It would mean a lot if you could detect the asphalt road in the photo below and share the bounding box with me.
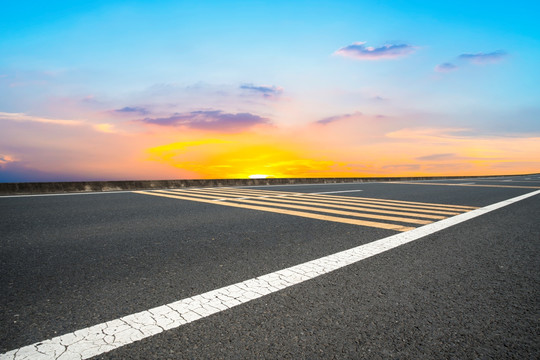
[1,175,539,359]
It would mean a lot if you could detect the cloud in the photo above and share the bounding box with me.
[0,112,82,126]
[0,154,17,166]
[458,50,507,64]
[334,42,416,60]
[316,111,363,125]
[416,153,457,161]
[416,153,502,162]
[114,106,150,115]
[0,111,118,134]
[435,63,458,72]
[240,84,283,98]
[140,110,271,132]
[93,123,116,133]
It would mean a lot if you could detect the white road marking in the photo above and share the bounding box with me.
[1,190,539,360]
[209,190,364,201]
[310,190,364,195]
[211,194,294,202]
[0,191,133,198]
[456,182,475,185]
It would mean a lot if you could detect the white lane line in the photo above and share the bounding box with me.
[456,182,475,185]
[0,191,133,198]
[310,190,364,195]
[2,190,539,360]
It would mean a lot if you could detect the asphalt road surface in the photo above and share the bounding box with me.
[1,175,539,359]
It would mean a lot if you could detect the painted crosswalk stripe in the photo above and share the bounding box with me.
[191,188,297,196]
[296,193,477,210]
[138,190,416,231]
[226,196,448,220]
[157,188,465,217]
[158,188,470,221]
[164,188,475,212]
[166,188,300,200]
[287,194,469,213]
[202,192,448,220]
[210,197,432,225]
[2,189,538,360]
[136,189,474,231]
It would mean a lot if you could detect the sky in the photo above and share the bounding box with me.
[1,0,539,181]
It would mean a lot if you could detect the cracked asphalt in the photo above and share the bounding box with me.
[1,176,539,359]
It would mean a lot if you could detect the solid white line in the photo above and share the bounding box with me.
[0,191,133,198]
[0,184,369,198]
[310,190,364,195]
[1,190,539,360]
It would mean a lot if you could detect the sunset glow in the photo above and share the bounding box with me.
[1,1,539,181]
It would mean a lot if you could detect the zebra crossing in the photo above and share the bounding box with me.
[134,187,477,232]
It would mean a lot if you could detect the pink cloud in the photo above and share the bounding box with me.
[139,110,271,132]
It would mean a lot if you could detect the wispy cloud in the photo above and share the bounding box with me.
[334,42,416,60]
[416,153,502,162]
[140,110,271,132]
[316,111,362,125]
[0,112,82,126]
[114,106,150,115]
[240,84,283,98]
[93,123,116,133]
[0,154,17,166]
[416,153,457,161]
[0,112,118,134]
[458,50,507,64]
[434,63,458,72]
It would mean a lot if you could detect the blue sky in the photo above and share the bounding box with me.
[1,0,539,181]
